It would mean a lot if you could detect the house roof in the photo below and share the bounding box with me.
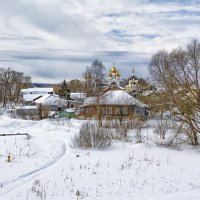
[82,90,148,108]
[100,90,136,105]
[64,108,76,113]
[34,94,51,104]
[23,94,42,102]
[34,94,68,106]
[83,97,97,106]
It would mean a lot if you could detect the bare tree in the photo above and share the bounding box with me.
[83,59,106,96]
[149,40,200,146]
[90,59,105,90]
[0,67,31,107]
[68,79,84,92]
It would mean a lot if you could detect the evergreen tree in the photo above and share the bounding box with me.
[58,80,71,100]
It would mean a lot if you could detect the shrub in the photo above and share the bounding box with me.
[112,124,130,142]
[71,121,112,149]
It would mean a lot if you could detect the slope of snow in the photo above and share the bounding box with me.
[0,115,200,200]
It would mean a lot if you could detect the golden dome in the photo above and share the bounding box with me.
[116,71,120,77]
[111,66,117,73]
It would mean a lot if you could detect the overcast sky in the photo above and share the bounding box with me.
[0,0,200,83]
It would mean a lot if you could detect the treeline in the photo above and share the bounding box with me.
[0,67,31,107]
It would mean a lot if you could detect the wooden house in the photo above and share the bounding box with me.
[79,88,148,119]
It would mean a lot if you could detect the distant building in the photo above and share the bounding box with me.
[125,67,139,94]
[15,105,38,120]
[80,65,149,119]
[34,94,79,111]
[107,65,121,87]
[20,87,54,105]
[59,108,76,119]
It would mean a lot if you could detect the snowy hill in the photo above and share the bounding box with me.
[0,115,200,200]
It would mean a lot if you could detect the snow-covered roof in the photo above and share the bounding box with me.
[134,98,148,108]
[34,94,68,106]
[34,94,51,104]
[83,97,97,106]
[64,108,76,113]
[100,90,136,105]
[23,94,42,102]
[82,90,148,108]
[21,87,53,94]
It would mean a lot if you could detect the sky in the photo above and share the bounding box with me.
[0,0,200,83]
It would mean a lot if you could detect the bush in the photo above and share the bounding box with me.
[112,125,130,142]
[71,121,112,149]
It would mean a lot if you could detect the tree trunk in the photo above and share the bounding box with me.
[191,131,199,146]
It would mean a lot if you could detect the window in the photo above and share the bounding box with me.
[115,108,120,115]
[86,108,90,113]
[102,107,107,114]
[107,107,112,114]
[122,107,128,114]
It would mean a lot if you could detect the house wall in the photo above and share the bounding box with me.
[16,108,39,120]
[16,108,38,116]
[79,105,134,119]
[134,106,148,117]
[79,105,97,119]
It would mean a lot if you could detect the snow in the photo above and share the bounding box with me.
[15,105,37,110]
[21,88,53,94]
[82,97,97,106]
[0,115,200,199]
[64,108,75,113]
[22,94,42,102]
[34,94,52,104]
[100,90,136,105]
[34,94,68,106]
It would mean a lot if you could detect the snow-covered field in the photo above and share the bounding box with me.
[0,115,200,200]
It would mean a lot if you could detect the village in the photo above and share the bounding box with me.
[0,0,200,199]
[13,64,150,122]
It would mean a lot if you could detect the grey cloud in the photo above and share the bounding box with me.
[0,0,199,83]
[0,49,90,63]
[0,0,101,49]
[0,34,43,41]
[0,47,151,81]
